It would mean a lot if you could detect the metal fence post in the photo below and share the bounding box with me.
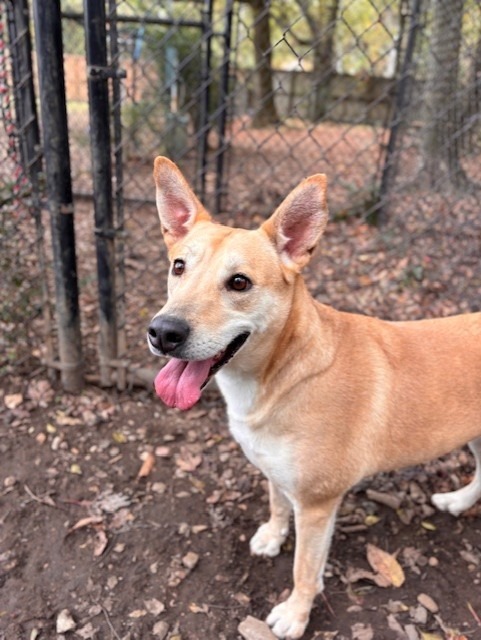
[84,0,118,386]
[32,0,83,392]
[108,0,126,390]
[198,0,213,203]
[214,0,234,214]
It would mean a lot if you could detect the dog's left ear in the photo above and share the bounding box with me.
[262,174,328,271]
[153,156,211,247]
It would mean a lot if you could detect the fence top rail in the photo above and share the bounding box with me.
[61,10,205,30]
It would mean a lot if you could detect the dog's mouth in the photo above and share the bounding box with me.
[207,332,250,379]
[153,333,250,411]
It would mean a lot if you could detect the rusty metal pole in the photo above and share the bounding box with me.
[84,0,118,386]
[32,0,83,392]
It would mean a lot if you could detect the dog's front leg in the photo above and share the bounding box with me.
[266,497,340,639]
[250,480,292,557]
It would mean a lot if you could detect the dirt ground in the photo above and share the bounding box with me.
[3,149,481,639]
[2,376,481,640]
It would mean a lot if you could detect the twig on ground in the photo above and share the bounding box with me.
[468,601,481,627]
[24,484,57,508]
[101,605,122,640]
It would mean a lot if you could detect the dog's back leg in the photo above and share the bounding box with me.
[432,437,481,516]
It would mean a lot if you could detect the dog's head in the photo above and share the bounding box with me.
[148,157,328,409]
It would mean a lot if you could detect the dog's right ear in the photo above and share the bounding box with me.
[153,156,211,247]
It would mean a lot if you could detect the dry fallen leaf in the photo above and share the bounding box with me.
[176,447,203,472]
[55,410,81,426]
[27,380,54,407]
[4,393,23,410]
[366,543,405,587]
[69,516,104,533]
[188,602,209,614]
[346,566,391,588]
[137,451,156,478]
[93,529,108,557]
[112,431,128,444]
[69,463,82,475]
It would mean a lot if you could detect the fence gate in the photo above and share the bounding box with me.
[3,0,235,391]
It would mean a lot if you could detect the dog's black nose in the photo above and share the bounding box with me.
[148,315,190,354]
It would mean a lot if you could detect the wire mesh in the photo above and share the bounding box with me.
[0,1,54,381]
[3,0,481,385]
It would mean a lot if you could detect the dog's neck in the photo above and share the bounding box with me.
[216,275,338,426]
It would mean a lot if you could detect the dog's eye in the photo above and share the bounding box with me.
[227,274,252,292]
[172,259,185,276]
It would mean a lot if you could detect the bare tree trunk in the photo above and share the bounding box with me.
[249,0,279,127]
[421,0,466,187]
[299,0,339,121]
[461,15,481,154]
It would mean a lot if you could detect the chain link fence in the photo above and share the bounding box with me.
[2,0,481,389]
[0,1,55,382]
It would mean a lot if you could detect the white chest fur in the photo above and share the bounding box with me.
[215,370,295,494]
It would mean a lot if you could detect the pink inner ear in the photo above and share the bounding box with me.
[165,193,191,232]
[280,188,323,259]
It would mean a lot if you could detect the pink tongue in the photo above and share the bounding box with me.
[154,357,214,410]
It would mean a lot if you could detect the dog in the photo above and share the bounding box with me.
[147,156,481,639]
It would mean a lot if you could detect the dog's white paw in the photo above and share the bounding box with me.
[431,488,479,516]
[250,522,287,557]
[266,598,309,639]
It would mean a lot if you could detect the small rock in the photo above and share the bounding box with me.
[410,604,428,624]
[192,524,208,534]
[385,600,409,614]
[152,621,169,639]
[3,476,16,488]
[387,614,404,635]
[144,598,165,615]
[107,575,118,589]
[417,593,439,613]
[75,622,96,639]
[56,609,76,633]
[351,622,374,640]
[404,624,420,640]
[238,615,277,640]
[182,551,199,570]
[152,482,167,494]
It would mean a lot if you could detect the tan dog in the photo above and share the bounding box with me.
[147,157,481,639]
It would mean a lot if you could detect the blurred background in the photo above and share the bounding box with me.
[2,0,481,391]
